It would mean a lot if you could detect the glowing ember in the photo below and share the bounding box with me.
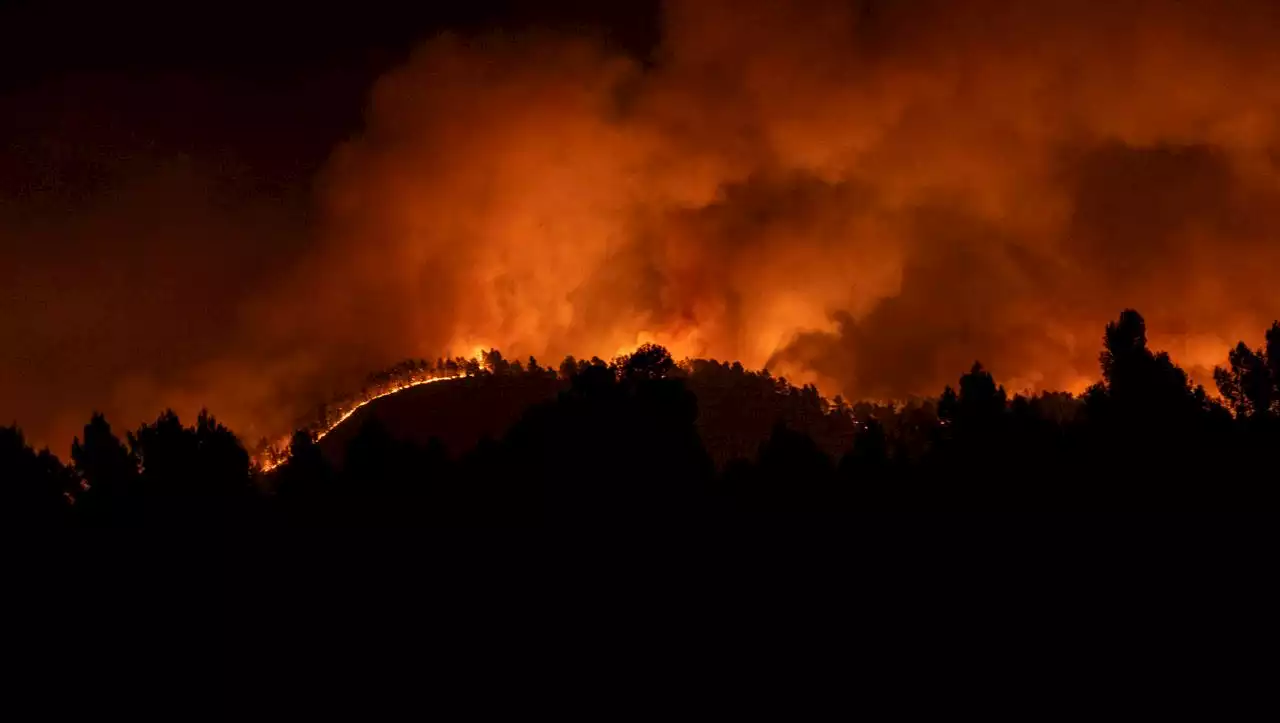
[254,353,488,472]
[257,375,462,473]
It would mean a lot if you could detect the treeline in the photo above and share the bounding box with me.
[250,353,504,468]
[3,309,1278,524]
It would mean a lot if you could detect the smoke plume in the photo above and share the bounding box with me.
[8,0,1280,448]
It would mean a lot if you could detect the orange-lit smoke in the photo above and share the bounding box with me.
[283,0,1280,393]
[11,0,1280,447]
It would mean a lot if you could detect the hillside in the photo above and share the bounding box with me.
[316,372,565,468]
[308,357,884,471]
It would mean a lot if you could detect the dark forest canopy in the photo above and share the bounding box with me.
[3,309,1278,525]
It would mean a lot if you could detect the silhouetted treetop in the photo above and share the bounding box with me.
[1215,323,1280,420]
[617,343,675,382]
[6,308,1280,525]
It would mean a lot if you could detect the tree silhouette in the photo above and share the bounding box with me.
[0,425,74,525]
[618,342,675,382]
[1084,309,1229,505]
[100,409,256,526]
[1215,324,1280,420]
[5,308,1278,524]
[71,413,140,525]
[939,362,1007,429]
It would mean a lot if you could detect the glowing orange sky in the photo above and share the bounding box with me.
[6,0,1280,450]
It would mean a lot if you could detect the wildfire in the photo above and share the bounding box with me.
[15,1,1280,455]
[254,351,493,472]
[256,374,464,473]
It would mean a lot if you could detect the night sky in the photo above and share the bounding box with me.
[0,1,660,207]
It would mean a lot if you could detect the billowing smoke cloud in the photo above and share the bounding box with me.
[291,0,1280,392]
[9,0,1280,448]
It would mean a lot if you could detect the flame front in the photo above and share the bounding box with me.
[256,373,466,473]
[254,350,492,472]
